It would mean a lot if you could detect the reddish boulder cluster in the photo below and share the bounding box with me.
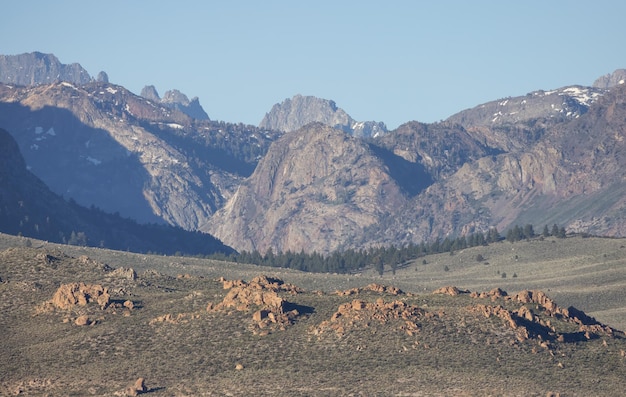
[433,286,469,296]
[335,283,404,296]
[467,288,619,343]
[210,275,304,335]
[312,298,432,337]
[50,282,110,310]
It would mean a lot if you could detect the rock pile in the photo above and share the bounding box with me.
[433,286,469,296]
[335,283,404,296]
[469,287,507,301]
[312,298,433,337]
[467,288,619,343]
[210,275,303,335]
[36,252,59,265]
[50,282,110,310]
[110,267,137,281]
[217,275,303,294]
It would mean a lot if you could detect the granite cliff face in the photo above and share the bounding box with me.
[0,52,92,86]
[205,123,410,253]
[259,94,387,138]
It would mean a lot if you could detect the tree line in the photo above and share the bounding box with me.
[211,223,570,274]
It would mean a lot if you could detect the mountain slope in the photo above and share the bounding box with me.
[1,51,624,255]
[205,123,420,254]
[371,83,626,246]
[0,81,278,230]
[0,128,233,255]
[446,85,605,152]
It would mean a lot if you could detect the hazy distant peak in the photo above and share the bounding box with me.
[96,71,109,83]
[0,52,92,86]
[259,94,387,138]
[593,69,626,89]
[162,89,191,105]
[140,85,160,102]
[140,85,209,120]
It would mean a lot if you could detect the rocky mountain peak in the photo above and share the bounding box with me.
[162,89,192,105]
[140,85,209,120]
[260,94,387,137]
[0,52,92,86]
[593,69,626,88]
[96,71,109,83]
[140,85,161,102]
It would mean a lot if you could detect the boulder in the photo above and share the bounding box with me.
[126,377,147,396]
[51,283,110,310]
[74,315,91,326]
[111,267,137,281]
[433,286,468,296]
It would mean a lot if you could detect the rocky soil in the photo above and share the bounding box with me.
[1,241,625,395]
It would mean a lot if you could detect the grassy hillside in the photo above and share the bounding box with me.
[1,233,625,395]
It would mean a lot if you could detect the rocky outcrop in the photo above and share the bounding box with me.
[96,71,109,83]
[335,283,404,296]
[149,312,199,325]
[74,315,92,326]
[433,286,469,296]
[111,267,137,281]
[125,378,147,396]
[139,85,209,120]
[311,298,432,337]
[0,52,92,86]
[259,94,387,137]
[217,275,303,294]
[469,287,507,301]
[50,282,110,310]
[593,69,626,88]
[468,288,618,343]
[209,276,304,334]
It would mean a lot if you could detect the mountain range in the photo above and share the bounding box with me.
[1,52,625,255]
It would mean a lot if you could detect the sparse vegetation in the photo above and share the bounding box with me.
[0,233,625,396]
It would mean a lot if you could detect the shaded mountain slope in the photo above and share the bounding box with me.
[0,128,233,255]
[0,82,279,230]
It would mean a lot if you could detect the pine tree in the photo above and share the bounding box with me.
[523,224,535,239]
[551,224,560,237]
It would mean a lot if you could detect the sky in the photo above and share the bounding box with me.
[2,1,626,129]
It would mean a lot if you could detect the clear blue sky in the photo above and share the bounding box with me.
[2,1,625,129]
